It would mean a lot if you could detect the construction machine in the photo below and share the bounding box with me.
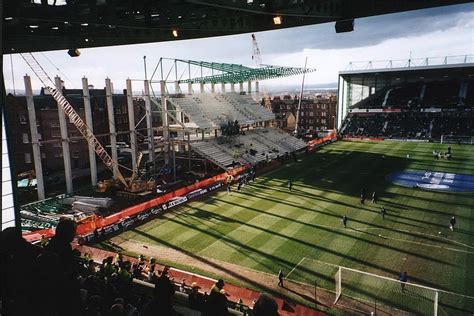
[251,34,272,112]
[21,53,155,195]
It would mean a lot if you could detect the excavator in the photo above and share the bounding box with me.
[21,53,155,195]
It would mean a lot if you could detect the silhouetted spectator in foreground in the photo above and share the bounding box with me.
[39,218,81,316]
[45,218,78,272]
[145,266,176,316]
[189,282,204,311]
[253,293,279,316]
[207,279,229,316]
[0,227,41,316]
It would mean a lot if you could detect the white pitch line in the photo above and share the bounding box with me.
[285,257,305,280]
[377,235,474,254]
[350,227,474,250]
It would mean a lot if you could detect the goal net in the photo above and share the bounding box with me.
[440,135,474,145]
[334,266,439,315]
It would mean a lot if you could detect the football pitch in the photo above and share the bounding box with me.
[108,140,474,314]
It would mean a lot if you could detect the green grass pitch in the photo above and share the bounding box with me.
[110,140,474,313]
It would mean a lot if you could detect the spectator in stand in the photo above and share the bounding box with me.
[38,218,82,316]
[189,282,204,311]
[206,279,229,315]
[142,266,176,316]
[0,227,41,316]
[253,293,279,316]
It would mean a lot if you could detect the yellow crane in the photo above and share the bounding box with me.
[20,53,155,194]
[251,34,272,112]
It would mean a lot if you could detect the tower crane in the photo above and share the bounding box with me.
[251,34,272,112]
[20,53,155,194]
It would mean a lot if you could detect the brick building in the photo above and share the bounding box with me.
[270,94,337,133]
[4,88,152,174]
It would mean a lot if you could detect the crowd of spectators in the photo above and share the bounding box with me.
[350,79,471,109]
[1,219,280,316]
[342,112,474,139]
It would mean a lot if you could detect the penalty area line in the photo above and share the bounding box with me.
[285,257,305,280]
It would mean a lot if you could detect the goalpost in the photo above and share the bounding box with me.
[440,135,474,145]
[334,266,439,315]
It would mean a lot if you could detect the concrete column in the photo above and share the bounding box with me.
[221,83,226,93]
[200,82,205,93]
[247,81,252,93]
[255,81,259,93]
[231,83,235,92]
[187,82,193,95]
[211,82,215,93]
[24,76,45,200]
[126,79,138,173]
[105,78,119,179]
[160,80,170,164]
[82,77,97,186]
[144,80,155,163]
[187,132,191,171]
[239,82,244,92]
[55,76,73,193]
[174,81,180,94]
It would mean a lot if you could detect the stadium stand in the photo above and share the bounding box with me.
[169,93,275,130]
[385,82,423,108]
[350,79,471,109]
[191,128,307,168]
[342,111,474,139]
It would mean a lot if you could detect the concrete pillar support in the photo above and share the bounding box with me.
[55,76,73,193]
[82,77,97,186]
[126,79,138,173]
[24,75,45,200]
[160,80,170,164]
[144,80,155,163]
[105,78,120,179]
[188,82,193,95]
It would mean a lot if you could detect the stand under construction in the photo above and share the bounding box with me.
[20,56,315,204]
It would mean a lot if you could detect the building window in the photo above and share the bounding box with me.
[53,142,62,148]
[73,151,79,159]
[25,153,32,163]
[322,119,326,124]
[41,152,46,159]
[51,122,60,128]
[54,152,63,158]
[322,112,327,117]
[51,131,61,138]
[22,133,29,144]
[20,114,28,124]
[38,133,42,140]
[309,112,314,117]
[321,104,327,109]
[300,112,304,117]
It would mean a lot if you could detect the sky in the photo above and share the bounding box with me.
[3,3,474,93]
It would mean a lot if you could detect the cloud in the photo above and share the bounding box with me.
[4,3,473,91]
[255,3,474,53]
